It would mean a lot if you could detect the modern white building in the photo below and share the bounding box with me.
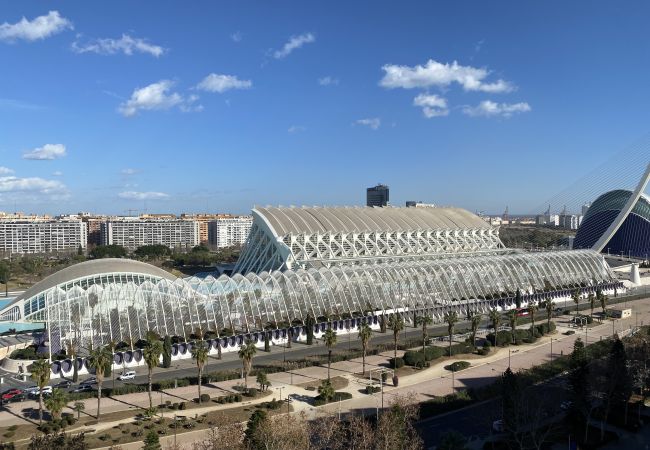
[101,219,200,251]
[0,220,87,255]
[208,216,252,248]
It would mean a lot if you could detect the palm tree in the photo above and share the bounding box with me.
[323,328,337,381]
[545,300,553,328]
[599,291,608,318]
[191,340,209,404]
[507,310,518,344]
[588,293,595,318]
[415,314,433,360]
[44,388,68,421]
[528,301,538,331]
[358,323,372,375]
[572,289,581,317]
[72,401,85,419]
[143,335,163,409]
[87,345,112,421]
[489,308,501,338]
[238,338,257,389]
[443,311,459,355]
[388,314,405,367]
[469,312,482,349]
[29,358,50,424]
[106,340,117,389]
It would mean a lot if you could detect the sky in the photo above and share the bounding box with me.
[1,1,649,216]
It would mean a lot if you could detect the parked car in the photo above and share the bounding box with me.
[55,380,72,388]
[1,389,23,401]
[28,386,52,397]
[23,386,39,396]
[72,384,94,393]
[492,419,505,433]
[117,370,136,381]
[80,377,97,385]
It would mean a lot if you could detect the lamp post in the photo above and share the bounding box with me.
[278,386,285,401]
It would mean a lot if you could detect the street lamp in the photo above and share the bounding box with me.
[278,386,285,401]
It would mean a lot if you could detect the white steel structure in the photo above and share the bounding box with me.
[234,206,504,274]
[101,219,200,251]
[208,216,252,248]
[0,220,87,255]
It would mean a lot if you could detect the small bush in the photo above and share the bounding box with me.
[366,385,381,394]
[403,351,425,367]
[425,346,445,361]
[246,388,258,398]
[446,343,474,356]
[3,431,14,438]
[8,425,17,432]
[487,330,512,347]
[199,394,211,403]
[179,402,187,410]
[390,357,405,369]
[171,402,179,410]
[477,347,490,356]
[234,394,242,402]
[444,361,470,372]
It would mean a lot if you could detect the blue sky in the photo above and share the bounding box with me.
[1,1,649,216]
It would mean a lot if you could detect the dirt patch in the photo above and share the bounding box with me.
[298,376,348,391]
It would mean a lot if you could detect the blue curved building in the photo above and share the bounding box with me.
[574,190,650,258]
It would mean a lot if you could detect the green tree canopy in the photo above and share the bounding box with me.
[90,245,127,259]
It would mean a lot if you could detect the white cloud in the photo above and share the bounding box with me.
[119,80,197,117]
[52,171,63,176]
[0,176,67,195]
[462,100,531,118]
[288,125,305,133]
[273,32,315,59]
[0,167,13,175]
[0,11,72,42]
[121,168,138,176]
[413,94,449,118]
[355,118,381,130]
[318,76,339,86]
[196,74,252,93]
[119,191,169,200]
[380,59,515,93]
[72,34,165,57]
[231,31,242,43]
[23,143,67,160]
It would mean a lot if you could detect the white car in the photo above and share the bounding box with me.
[117,370,136,381]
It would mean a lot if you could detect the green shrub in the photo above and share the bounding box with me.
[487,330,512,347]
[199,394,211,403]
[234,394,242,402]
[444,361,470,372]
[403,351,425,367]
[179,402,187,410]
[446,343,474,356]
[425,346,445,361]
[477,346,490,356]
[246,388,258,398]
[365,385,381,394]
[7,425,17,432]
[389,357,405,369]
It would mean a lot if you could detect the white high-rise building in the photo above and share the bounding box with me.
[0,220,87,255]
[208,216,252,248]
[101,219,200,251]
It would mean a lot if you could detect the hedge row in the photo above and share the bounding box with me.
[313,391,353,407]
[486,321,557,347]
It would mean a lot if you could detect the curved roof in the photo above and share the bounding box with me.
[14,258,176,303]
[254,206,491,236]
[583,190,650,223]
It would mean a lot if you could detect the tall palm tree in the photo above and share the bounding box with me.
[358,323,372,375]
[44,388,68,421]
[323,328,337,381]
[143,335,163,409]
[572,289,581,317]
[528,301,538,331]
[599,291,608,318]
[238,338,257,389]
[191,339,209,403]
[507,310,518,344]
[588,293,596,318]
[545,300,553,328]
[106,340,117,390]
[489,308,501,345]
[29,358,50,424]
[415,314,433,360]
[469,312,482,348]
[87,345,112,421]
[388,314,405,367]
[443,311,459,355]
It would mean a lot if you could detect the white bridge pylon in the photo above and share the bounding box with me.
[592,163,650,253]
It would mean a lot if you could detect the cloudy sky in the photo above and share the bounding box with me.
[1,1,649,215]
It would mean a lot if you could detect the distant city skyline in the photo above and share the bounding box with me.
[2,2,650,215]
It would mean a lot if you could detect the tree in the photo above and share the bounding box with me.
[244,409,268,450]
[29,358,51,424]
[323,328,337,381]
[106,340,116,389]
[489,308,501,337]
[256,371,270,391]
[388,314,405,367]
[143,335,163,409]
[238,338,257,388]
[588,293,596,318]
[568,338,591,441]
[572,289,581,317]
[443,311,459,355]
[515,288,522,309]
[90,245,127,259]
[143,429,161,450]
[501,367,520,433]
[87,344,112,421]
[598,288,608,318]
[0,260,9,297]
[358,323,372,375]
[317,379,335,402]
[437,430,468,450]
[605,338,633,426]
[545,300,553,328]
[469,313,481,349]
[415,314,433,360]
[44,388,68,421]
[528,301,538,332]
[72,401,85,419]
[305,314,315,345]
[375,394,423,450]
[507,309,518,344]
[134,244,171,260]
[162,335,172,368]
[191,339,209,404]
